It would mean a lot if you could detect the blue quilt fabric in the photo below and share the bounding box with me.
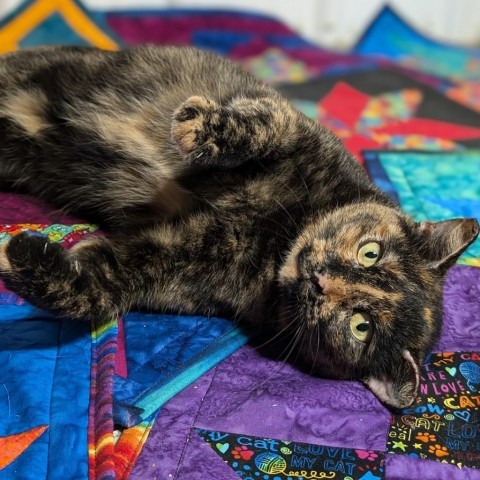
[0,299,91,480]
[363,150,480,265]
[354,6,480,80]
[114,313,249,426]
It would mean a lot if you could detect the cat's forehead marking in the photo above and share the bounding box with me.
[380,260,409,284]
[318,275,403,325]
[324,276,403,302]
[336,204,407,235]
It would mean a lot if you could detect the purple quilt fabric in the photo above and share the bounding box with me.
[0,192,84,225]
[132,265,480,480]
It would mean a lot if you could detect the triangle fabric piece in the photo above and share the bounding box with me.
[196,428,385,479]
[0,425,48,469]
[0,0,119,54]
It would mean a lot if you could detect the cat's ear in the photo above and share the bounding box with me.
[365,350,419,409]
[416,218,479,269]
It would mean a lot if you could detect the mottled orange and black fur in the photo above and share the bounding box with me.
[0,46,478,408]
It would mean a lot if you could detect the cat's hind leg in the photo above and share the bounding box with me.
[171,94,317,167]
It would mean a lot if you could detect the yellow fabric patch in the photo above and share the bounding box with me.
[0,0,118,54]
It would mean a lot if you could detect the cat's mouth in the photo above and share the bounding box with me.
[277,292,358,379]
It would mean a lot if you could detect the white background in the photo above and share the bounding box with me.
[1,0,479,51]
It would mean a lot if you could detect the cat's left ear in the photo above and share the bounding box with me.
[416,218,479,269]
[365,350,419,409]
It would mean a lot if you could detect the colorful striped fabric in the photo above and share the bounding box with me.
[88,319,117,480]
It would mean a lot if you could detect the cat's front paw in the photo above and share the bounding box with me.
[172,96,224,166]
[0,233,69,303]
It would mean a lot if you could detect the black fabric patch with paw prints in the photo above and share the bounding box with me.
[196,428,385,479]
[387,351,480,468]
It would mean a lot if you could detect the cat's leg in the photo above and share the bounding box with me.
[0,218,275,321]
[171,94,319,167]
[0,234,130,320]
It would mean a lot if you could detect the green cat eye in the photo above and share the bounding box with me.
[350,312,373,343]
[357,242,381,267]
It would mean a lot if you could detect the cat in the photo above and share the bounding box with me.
[0,45,477,409]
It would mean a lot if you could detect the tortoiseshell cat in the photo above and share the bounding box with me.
[0,46,478,408]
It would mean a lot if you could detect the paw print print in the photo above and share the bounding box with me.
[355,449,379,461]
[416,432,436,443]
[428,444,449,458]
[231,446,254,461]
[365,451,378,461]
[439,352,454,358]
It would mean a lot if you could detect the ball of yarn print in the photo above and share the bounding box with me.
[254,452,287,474]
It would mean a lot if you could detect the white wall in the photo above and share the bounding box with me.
[1,0,479,50]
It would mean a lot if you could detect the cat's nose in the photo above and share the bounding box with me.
[310,271,327,295]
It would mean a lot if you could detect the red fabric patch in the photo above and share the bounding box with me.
[320,82,371,129]
[371,118,480,140]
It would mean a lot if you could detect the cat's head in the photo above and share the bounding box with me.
[278,203,478,409]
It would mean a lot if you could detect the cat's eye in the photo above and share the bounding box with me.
[357,242,381,267]
[350,312,373,343]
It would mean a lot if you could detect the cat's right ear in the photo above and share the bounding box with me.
[415,218,479,270]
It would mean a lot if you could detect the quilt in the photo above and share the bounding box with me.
[0,2,479,479]
[278,68,480,162]
[362,150,480,267]
[353,6,480,113]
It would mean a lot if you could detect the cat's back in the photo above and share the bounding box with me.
[0,45,261,103]
[0,45,270,225]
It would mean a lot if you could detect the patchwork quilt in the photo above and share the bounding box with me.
[353,6,480,113]
[0,2,479,479]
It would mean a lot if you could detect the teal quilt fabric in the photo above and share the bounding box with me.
[354,6,480,81]
[363,150,480,266]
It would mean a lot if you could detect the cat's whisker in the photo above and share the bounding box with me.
[247,319,305,394]
[274,320,305,371]
[250,315,298,352]
[296,166,314,213]
[271,198,300,231]
[308,321,321,377]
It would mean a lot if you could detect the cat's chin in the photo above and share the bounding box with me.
[298,347,421,410]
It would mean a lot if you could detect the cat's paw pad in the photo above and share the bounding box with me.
[415,432,436,443]
[428,444,449,458]
[172,96,221,164]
